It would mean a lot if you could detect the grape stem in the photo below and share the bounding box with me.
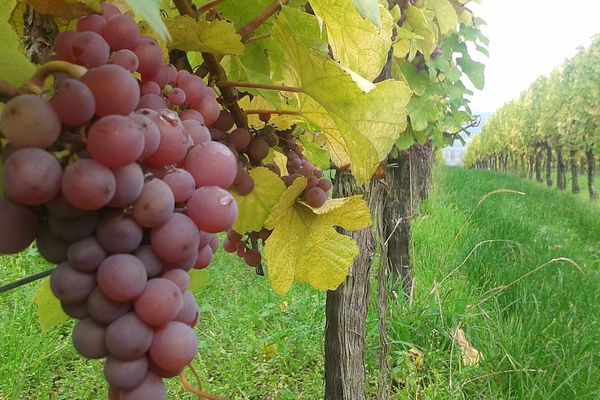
[250,237,265,276]
[217,81,304,93]
[24,61,88,94]
[244,109,301,116]
[179,369,231,400]
[197,0,227,14]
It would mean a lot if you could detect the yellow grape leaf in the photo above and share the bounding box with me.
[231,167,286,234]
[272,150,289,176]
[309,0,393,81]
[188,269,209,293]
[24,0,101,19]
[125,0,170,41]
[264,178,371,295]
[164,16,244,55]
[33,278,69,332]
[1,1,36,87]
[405,4,438,60]
[272,14,411,183]
[424,0,458,35]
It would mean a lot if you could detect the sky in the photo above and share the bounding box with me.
[468,0,600,113]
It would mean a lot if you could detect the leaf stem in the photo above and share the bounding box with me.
[197,0,227,14]
[217,81,303,93]
[244,109,301,116]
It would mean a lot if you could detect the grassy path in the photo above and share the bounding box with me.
[1,167,598,399]
[397,167,600,399]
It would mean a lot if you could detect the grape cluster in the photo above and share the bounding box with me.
[0,4,239,399]
[220,127,333,269]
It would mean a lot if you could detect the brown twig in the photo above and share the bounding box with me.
[245,33,271,44]
[237,0,288,42]
[244,109,301,116]
[217,81,303,93]
[197,0,227,14]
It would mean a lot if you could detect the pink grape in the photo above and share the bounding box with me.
[142,109,190,167]
[108,163,145,208]
[54,31,77,62]
[50,262,96,304]
[134,278,183,327]
[0,95,61,149]
[87,115,145,168]
[71,31,110,67]
[138,94,167,110]
[50,78,96,127]
[3,148,62,205]
[0,199,40,254]
[104,14,140,50]
[72,318,108,359]
[183,119,210,145]
[141,81,161,96]
[82,64,140,116]
[148,321,197,372]
[105,313,153,360]
[130,113,161,160]
[97,254,147,302]
[132,178,174,228]
[61,159,116,210]
[185,141,237,189]
[133,39,163,78]
[77,14,107,34]
[162,168,195,202]
[112,49,139,72]
[150,213,200,264]
[187,186,237,233]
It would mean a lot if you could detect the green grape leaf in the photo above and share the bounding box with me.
[188,269,209,293]
[164,16,244,55]
[407,95,441,132]
[222,43,282,107]
[424,0,458,35]
[33,278,68,332]
[281,5,329,54]
[125,0,170,41]
[23,0,101,19]
[213,0,273,29]
[1,1,36,87]
[300,137,331,170]
[309,0,393,81]
[396,133,415,150]
[231,167,286,234]
[264,178,371,295]
[457,56,485,90]
[397,61,430,96]
[351,0,381,27]
[272,14,412,183]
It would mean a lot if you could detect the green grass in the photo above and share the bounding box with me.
[1,166,599,399]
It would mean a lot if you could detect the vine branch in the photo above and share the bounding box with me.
[237,0,288,42]
[244,109,301,116]
[197,0,227,15]
[217,81,303,93]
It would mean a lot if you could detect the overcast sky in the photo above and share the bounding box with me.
[468,0,600,112]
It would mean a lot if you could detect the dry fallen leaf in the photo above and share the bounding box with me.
[455,328,482,366]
